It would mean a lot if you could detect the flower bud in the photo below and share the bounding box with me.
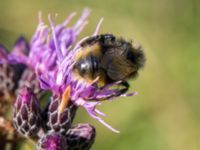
[13,87,42,138]
[38,132,68,150]
[66,123,96,150]
[47,96,77,134]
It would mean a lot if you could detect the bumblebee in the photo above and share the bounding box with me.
[73,34,145,95]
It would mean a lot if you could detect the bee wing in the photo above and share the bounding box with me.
[107,58,135,80]
[101,49,135,81]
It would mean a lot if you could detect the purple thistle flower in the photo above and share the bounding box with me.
[0,37,43,147]
[6,9,136,133]
[12,10,89,74]
[7,9,137,133]
[0,29,43,102]
[0,43,26,109]
[13,87,42,139]
[30,10,136,133]
[0,36,43,98]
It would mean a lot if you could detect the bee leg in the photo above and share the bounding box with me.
[95,81,130,100]
[117,81,130,95]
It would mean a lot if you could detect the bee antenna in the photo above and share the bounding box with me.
[93,18,104,36]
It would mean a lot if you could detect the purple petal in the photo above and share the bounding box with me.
[85,105,120,133]
[12,36,29,56]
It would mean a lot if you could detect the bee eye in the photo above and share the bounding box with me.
[74,59,91,76]
[80,63,88,74]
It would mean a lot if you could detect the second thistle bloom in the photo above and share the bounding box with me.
[10,9,137,133]
[0,43,26,108]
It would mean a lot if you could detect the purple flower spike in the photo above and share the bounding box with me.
[13,87,42,139]
[66,123,96,150]
[29,9,137,133]
[5,9,136,133]
[38,132,68,150]
[0,36,43,99]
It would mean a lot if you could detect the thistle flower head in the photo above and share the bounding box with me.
[0,43,26,105]
[24,9,137,133]
[0,36,44,100]
[6,9,137,133]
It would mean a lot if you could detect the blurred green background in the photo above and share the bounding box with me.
[0,0,200,150]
